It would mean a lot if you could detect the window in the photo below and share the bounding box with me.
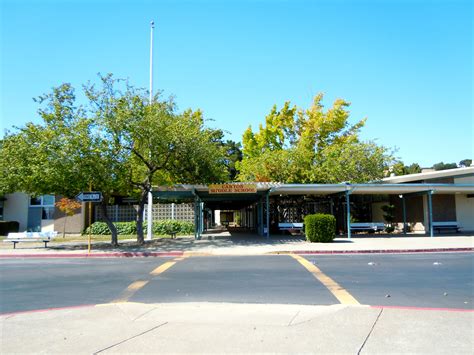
[29,195,55,220]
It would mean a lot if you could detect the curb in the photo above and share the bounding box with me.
[0,248,473,258]
[0,251,185,259]
[270,247,474,255]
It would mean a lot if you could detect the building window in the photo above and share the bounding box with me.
[29,195,55,220]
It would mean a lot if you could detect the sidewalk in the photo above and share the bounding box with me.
[2,302,473,354]
[1,230,472,257]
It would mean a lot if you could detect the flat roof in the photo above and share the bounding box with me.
[382,166,474,184]
[154,182,474,199]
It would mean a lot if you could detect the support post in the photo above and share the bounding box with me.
[200,202,204,235]
[194,197,199,240]
[401,195,407,235]
[146,191,153,241]
[346,190,351,240]
[428,190,434,238]
[266,192,270,238]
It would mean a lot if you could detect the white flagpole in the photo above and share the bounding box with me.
[146,20,154,241]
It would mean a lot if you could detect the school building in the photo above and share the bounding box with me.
[1,166,473,238]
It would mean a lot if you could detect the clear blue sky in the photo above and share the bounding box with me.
[1,0,472,167]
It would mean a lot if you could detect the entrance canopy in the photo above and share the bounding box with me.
[152,182,474,239]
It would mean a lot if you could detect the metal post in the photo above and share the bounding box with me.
[266,192,270,238]
[428,191,434,237]
[346,190,351,240]
[88,182,92,253]
[194,198,198,240]
[200,202,204,235]
[171,202,175,220]
[402,195,407,235]
[146,20,155,242]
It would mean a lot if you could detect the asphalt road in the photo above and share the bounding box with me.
[1,253,473,314]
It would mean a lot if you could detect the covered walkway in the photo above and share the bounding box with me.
[152,182,474,240]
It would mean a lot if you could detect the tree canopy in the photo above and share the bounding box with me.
[237,94,394,183]
[0,74,228,245]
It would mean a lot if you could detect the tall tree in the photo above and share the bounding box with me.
[237,94,394,183]
[0,83,130,246]
[85,75,227,244]
[1,75,227,245]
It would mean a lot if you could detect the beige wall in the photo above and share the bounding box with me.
[454,176,474,231]
[3,192,29,231]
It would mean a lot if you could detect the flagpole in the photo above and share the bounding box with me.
[146,20,154,241]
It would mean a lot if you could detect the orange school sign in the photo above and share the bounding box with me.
[208,184,257,194]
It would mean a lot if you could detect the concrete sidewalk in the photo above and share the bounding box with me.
[1,302,472,354]
[0,231,472,257]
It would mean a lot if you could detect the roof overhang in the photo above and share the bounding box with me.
[153,182,474,201]
[382,166,474,184]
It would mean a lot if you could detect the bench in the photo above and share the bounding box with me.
[350,222,385,233]
[278,222,304,234]
[432,222,460,234]
[3,231,57,249]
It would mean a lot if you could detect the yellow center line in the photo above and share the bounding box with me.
[112,280,149,303]
[150,261,177,275]
[291,254,360,305]
[112,257,187,303]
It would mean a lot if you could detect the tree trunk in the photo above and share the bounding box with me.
[63,215,67,238]
[136,189,148,245]
[100,202,119,247]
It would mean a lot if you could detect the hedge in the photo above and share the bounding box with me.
[0,221,20,236]
[84,220,194,236]
[304,214,336,243]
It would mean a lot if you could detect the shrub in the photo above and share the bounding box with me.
[115,222,137,235]
[148,220,194,236]
[84,220,194,236]
[84,222,111,235]
[0,221,20,236]
[304,214,336,243]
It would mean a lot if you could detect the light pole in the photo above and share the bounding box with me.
[146,20,154,241]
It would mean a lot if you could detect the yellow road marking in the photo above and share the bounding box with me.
[291,254,360,305]
[150,261,177,275]
[113,258,185,303]
[112,280,149,303]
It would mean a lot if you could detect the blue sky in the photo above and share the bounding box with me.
[1,0,472,167]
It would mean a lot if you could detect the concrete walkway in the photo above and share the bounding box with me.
[1,230,472,257]
[2,302,473,354]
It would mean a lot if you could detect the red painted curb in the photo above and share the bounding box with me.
[371,305,474,313]
[0,251,184,258]
[1,304,97,317]
[288,248,474,255]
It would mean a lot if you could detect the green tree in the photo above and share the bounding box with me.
[223,140,243,181]
[433,162,458,171]
[0,83,130,246]
[237,94,394,183]
[391,162,422,176]
[1,75,227,246]
[459,159,472,167]
[84,74,227,244]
